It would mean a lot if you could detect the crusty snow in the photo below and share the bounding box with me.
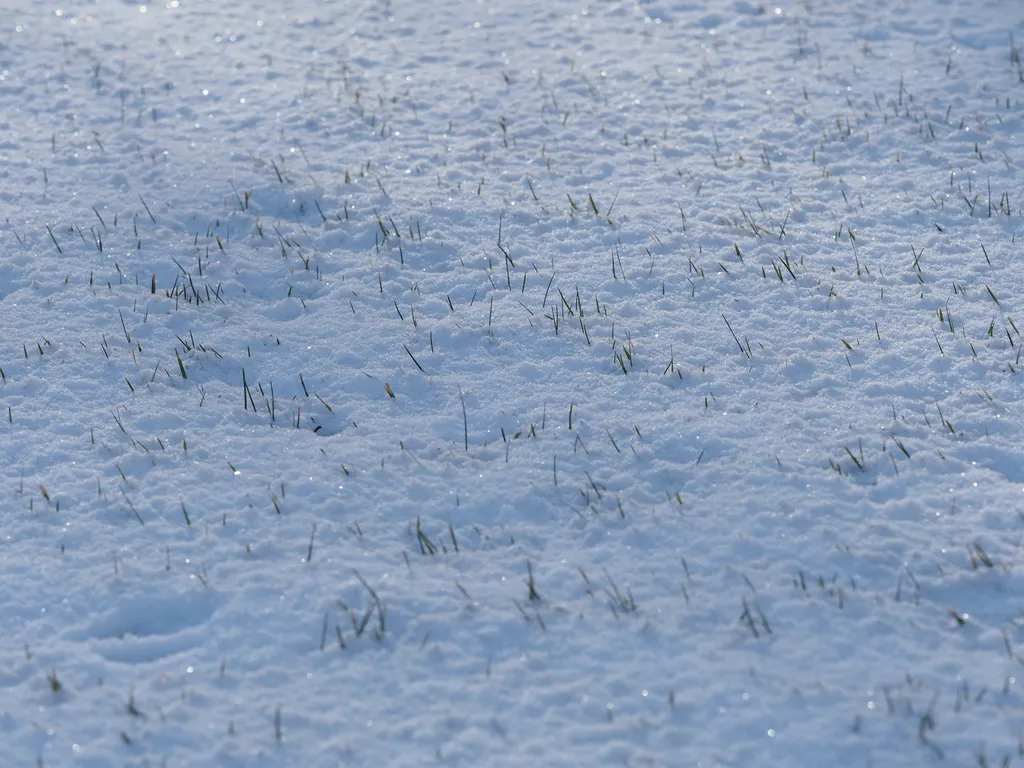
[2,0,1024,765]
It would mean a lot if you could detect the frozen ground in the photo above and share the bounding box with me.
[1,0,1024,765]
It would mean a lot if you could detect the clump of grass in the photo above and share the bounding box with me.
[47,667,63,693]
[526,560,541,601]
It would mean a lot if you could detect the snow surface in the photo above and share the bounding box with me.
[2,0,1024,764]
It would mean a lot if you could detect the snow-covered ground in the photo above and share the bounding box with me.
[2,0,1023,764]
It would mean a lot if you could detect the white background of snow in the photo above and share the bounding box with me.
[1,0,1024,764]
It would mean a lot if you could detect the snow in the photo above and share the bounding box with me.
[2,0,1023,764]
